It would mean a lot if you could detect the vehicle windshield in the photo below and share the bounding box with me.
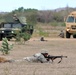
[12,24,22,28]
[4,24,11,28]
[67,16,74,23]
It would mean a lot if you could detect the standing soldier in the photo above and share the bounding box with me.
[13,14,20,23]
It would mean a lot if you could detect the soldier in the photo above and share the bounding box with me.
[34,51,49,63]
[40,36,47,41]
[23,51,50,63]
[58,30,64,38]
[40,36,44,41]
[13,14,20,23]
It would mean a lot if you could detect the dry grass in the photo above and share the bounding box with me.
[32,24,65,38]
[0,37,76,75]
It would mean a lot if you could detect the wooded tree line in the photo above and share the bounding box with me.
[0,7,76,25]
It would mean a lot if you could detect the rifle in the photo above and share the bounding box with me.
[46,55,67,63]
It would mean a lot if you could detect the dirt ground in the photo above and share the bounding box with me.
[0,37,76,75]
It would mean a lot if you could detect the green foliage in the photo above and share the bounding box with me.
[21,25,32,40]
[15,32,31,44]
[26,11,38,25]
[0,7,76,24]
[21,33,31,41]
[0,38,13,55]
[15,26,31,44]
[12,7,38,25]
[18,7,24,12]
[3,13,14,22]
[15,32,21,42]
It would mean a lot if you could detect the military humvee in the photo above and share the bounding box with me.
[0,17,33,41]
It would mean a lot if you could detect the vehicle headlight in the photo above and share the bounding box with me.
[2,31,4,33]
[67,29,70,31]
[11,31,14,33]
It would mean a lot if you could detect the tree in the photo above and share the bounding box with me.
[18,7,24,12]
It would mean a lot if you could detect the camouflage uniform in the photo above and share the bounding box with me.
[40,36,44,41]
[23,51,49,63]
[13,14,20,23]
[59,30,64,38]
[34,53,47,63]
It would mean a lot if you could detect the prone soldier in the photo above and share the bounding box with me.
[40,51,67,63]
[23,51,49,63]
[23,51,67,63]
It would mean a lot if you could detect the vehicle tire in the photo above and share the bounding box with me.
[0,34,2,41]
[73,35,76,38]
[30,29,33,35]
[66,31,71,38]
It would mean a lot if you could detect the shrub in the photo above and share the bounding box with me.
[22,33,31,41]
[0,38,13,55]
[15,31,31,44]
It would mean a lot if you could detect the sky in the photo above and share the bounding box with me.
[0,0,76,12]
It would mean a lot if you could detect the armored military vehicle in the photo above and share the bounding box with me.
[65,11,76,38]
[0,16,33,40]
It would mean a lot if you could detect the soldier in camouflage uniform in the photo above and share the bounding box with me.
[58,30,64,38]
[23,51,50,63]
[13,14,20,23]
